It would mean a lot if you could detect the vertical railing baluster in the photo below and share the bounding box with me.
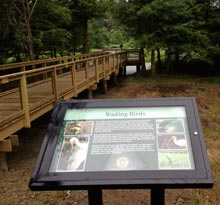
[52,67,58,100]
[85,61,89,87]
[71,63,78,97]
[108,55,111,73]
[95,58,99,82]
[20,73,31,128]
[103,57,106,78]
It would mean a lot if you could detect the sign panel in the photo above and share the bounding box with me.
[49,106,195,172]
[29,98,213,191]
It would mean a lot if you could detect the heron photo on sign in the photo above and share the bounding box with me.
[157,134,187,150]
[55,121,94,172]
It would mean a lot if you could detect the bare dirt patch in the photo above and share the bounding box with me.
[1,74,220,205]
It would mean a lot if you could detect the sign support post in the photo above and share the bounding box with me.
[88,189,103,205]
[151,188,165,205]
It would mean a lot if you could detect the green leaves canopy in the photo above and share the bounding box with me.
[113,0,219,67]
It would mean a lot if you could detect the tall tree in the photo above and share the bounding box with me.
[113,0,211,74]
[0,0,13,41]
[13,0,38,60]
[202,0,220,66]
[88,19,110,49]
[68,0,105,53]
[32,0,72,58]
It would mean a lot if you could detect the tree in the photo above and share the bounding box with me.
[113,0,212,74]
[202,0,220,66]
[68,0,105,53]
[0,0,72,62]
[12,0,38,60]
[32,0,72,58]
[0,0,13,41]
[137,0,210,72]
[0,0,13,63]
[88,19,110,49]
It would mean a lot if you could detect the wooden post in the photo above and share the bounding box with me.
[108,55,111,73]
[71,63,78,97]
[9,135,19,147]
[103,57,106,78]
[85,61,89,87]
[21,65,25,72]
[111,72,118,86]
[0,153,8,171]
[20,74,31,128]
[52,67,58,100]
[95,58,99,82]
[117,67,123,83]
[0,140,12,152]
[123,65,127,77]
[109,54,112,73]
[116,53,119,71]
[102,79,107,94]
[136,64,141,73]
[87,89,93,99]
[87,84,97,99]
[43,62,47,79]
[113,55,115,73]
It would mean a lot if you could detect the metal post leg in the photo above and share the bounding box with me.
[88,189,103,205]
[151,188,165,205]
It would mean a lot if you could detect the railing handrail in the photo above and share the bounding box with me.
[0,53,113,80]
[0,51,108,71]
[0,52,128,88]
[0,50,128,144]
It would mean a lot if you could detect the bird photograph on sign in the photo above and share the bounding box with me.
[54,121,94,172]
[156,119,184,133]
[55,136,89,171]
[157,135,187,150]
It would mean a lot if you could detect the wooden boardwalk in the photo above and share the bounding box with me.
[0,51,127,144]
[0,49,144,170]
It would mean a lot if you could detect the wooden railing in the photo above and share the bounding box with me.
[0,51,107,74]
[0,51,127,142]
[0,49,141,170]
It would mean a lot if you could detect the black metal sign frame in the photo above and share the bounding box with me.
[29,97,213,204]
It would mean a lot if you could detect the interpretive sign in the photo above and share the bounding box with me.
[50,107,194,172]
[29,97,213,192]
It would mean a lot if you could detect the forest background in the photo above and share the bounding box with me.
[1,1,220,204]
[0,0,220,75]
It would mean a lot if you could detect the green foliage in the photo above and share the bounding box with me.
[113,0,220,72]
[1,0,220,68]
[88,19,110,49]
[32,0,72,54]
[68,0,105,53]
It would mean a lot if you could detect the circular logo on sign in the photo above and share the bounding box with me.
[116,157,129,169]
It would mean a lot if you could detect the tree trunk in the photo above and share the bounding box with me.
[50,49,54,58]
[25,19,35,61]
[151,49,156,78]
[174,47,180,69]
[0,0,13,40]
[83,17,89,54]
[156,48,161,69]
[54,48,57,58]
[140,48,147,77]
[166,47,173,73]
